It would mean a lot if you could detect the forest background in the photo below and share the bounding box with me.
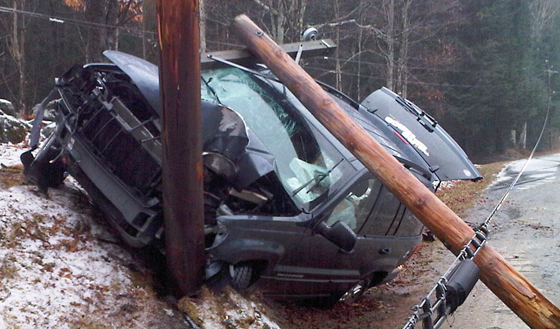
[1,0,560,159]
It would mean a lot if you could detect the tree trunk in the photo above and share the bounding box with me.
[200,0,207,52]
[397,0,411,98]
[85,0,103,62]
[142,0,158,62]
[334,0,342,91]
[275,10,285,43]
[294,0,307,38]
[519,122,527,149]
[231,14,560,328]
[385,0,395,90]
[357,25,363,100]
[9,0,27,115]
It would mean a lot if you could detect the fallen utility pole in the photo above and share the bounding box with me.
[157,0,205,296]
[231,14,560,328]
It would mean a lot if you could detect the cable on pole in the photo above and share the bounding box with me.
[0,5,155,35]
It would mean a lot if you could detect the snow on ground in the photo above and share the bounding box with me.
[489,154,560,191]
[0,142,188,328]
[0,142,281,329]
[0,143,24,167]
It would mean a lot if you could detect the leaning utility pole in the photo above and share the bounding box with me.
[231,14,560,328]
[157,0,205,296]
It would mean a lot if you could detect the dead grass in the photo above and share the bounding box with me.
[0,254,19,280]
[179,287,278,329]
[0,164,25,189]
[436,162,507,217]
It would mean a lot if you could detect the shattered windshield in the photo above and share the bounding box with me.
[201,67,353,210]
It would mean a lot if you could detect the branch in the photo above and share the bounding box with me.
[252,0,279,16]
[312,19,387,40]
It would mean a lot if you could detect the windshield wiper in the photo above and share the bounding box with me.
[201,76,222,104]
[395,96,437,132]
[207,55,279,81]
[292,158,344,196]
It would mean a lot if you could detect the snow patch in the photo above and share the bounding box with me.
[0,142,187,328]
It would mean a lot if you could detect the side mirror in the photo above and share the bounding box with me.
[314,221,357,252]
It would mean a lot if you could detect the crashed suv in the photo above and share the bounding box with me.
[22,48,480,304]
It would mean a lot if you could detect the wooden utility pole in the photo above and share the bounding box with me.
[157,0,205,296]
[231,14,560,328]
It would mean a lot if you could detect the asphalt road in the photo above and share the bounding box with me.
[441,153,560,329]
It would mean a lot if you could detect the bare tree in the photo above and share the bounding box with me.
[2,0,29,115]
[84,0,102,61]
[200,0,207,52]
[252,0,308,43]
[529,0,560,42]
[141,0,158,61]
[383,0,395,91]
[67,0,143,61]
[396,0,411,98]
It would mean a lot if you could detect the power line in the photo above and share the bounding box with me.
[309,55,545,82]
[0,5,155,36]
[304,65,545,89]
[316,56,480,74]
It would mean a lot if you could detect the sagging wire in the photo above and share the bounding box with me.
[402,61,555,329]
[0,5,154,36]
[304,64,546,90]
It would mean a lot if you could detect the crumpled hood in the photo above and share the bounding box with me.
[103,50,161,117]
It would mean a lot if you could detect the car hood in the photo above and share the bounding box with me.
[361,88,481,181]
[103,50,162,117]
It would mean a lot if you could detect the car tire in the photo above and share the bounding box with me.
[229,263,255,291]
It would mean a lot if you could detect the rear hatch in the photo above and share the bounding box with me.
[361,87,481,181]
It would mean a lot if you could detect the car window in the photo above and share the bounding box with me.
[201,67,353,211]
[394,209,424,237]
[355,184,423,237]
[359,186,402,236]
[326,177,382,232]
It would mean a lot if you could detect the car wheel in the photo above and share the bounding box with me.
[338,279,368,304]
[229,263,255,291]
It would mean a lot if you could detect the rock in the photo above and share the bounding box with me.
[32,99,60,122]
[0,112,30,144]
[0,99,16,117]
[41,121,57,138]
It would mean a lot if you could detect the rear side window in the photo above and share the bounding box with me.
[360,186,402,236]
[325,177,381,232]
[326,178,423,237]
[394,209,424,237]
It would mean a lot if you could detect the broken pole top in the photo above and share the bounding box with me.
[230,14,560,328]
